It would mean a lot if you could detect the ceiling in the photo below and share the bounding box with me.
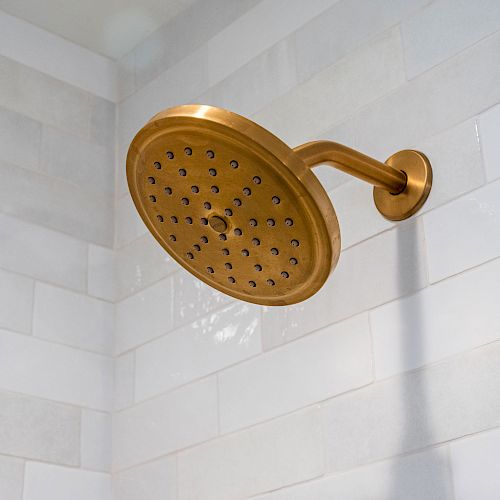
[0,0,198,59]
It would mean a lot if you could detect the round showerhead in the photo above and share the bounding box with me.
[127,105,341,306]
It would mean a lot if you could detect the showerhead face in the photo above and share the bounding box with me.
[127,105,340,305]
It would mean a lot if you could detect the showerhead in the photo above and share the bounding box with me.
[127,105,432,306]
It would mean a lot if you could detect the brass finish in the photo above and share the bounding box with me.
[127,104,432,306]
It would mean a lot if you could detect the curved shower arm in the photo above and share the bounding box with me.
[293,140,407,194]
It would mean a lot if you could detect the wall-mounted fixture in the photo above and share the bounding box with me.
[127,105,432,305]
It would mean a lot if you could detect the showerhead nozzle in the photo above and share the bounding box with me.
[127,105,431,306]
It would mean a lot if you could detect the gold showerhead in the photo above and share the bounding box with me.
[127,105,432,306]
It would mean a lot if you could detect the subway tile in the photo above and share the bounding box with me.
[207,0,339,86]
[113,351,135,411]
[135,302,261,401]
[40,125,114,196]
[116,51,136,101]
[255,447,452,500]
[0,455,24,500]
[371,258,500,379]
[0,328,112,410]
[133,0,260,90]
[113,377,218,470]
[114,277,173,355]
[479,103,500,181]
[23,462,111,500]
[424,180,500,282]
[263,220,427,347]
[403,0,500,78]
[178,407,324,500]
[0,161,113,247]
[0,214,87,291]
[172,269,232,328]
[199,38,298,118]
[322,340,500,472]
[33,283,113,354]
[355,30,500,160]
[88,244,115,302]
[0,55,91,138]
[0,268,33,334]
[0,105,40,170]
[0,391,80,465]
[89,96,115,149]
[115,194,148,248]
[115,233,177,301]
[294,0,429,83]
[113,456,177,500]
[451,428,500,500]
[81,410,112,472]
[219,313,372,432]
[253,28,405,147]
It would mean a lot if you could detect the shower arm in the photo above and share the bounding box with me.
[293,140,407,194]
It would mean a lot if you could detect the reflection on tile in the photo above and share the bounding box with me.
[113,377,218,470]
[219,313,372,432]
[135,302,261,401]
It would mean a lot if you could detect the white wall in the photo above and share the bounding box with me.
[0,14,115,500]
[114,0,500,499]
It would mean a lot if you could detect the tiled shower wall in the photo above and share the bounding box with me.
[0,12,115,499]
[114,0,500,499]
[2,0,500,498]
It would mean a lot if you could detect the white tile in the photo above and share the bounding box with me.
[0,11,116,101]
[200,39,298,118]
[115,277,173,355]
[0,455,24,500]
[88,244,115,302]
[371,258,500,379]
[113,351,135,411]
[113,456,177,500]
[23,462,111,500]
[178,408,324,500]
[219,313,372,433]
[451,428,500,500]
[115,194,148,248]
[294,0,429,83]
[0,55,91,139]
[0,391,80,465]
[403,0,500,78]
[113,377,218,470]
[0,268,33,334]
[424,180,500,282]
[33,283,113,354]
[355,30,500,160]
[0,214,87,291]
[81,410,112,472]
[207,0,339,85]
[172,269,233,328]
[255,447,453,500]
[116,51,136,101]
[0,106,40,170]
[263,220,427,348]
[40,125,114,196]
[115,233,177,301]
[480,103,500,181]
[135,302,261,401]
[253,28,405,146]
[90,96,115,149]
[0,329,112,410]
[322,340,500,472]
[0,161,113,247]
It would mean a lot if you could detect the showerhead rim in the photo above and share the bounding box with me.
[127,104,340,306]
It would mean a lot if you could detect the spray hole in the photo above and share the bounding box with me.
[181,198,189,205]
[285,218,293,226]
[249,219,257,227]
[243,187,251,196]
[267,279,275,286]
[222,248,230,256]
[234,228,242,236]
[204,202,212,210]
[207,267,214,274]
[254,264,262,272]
[169,235,176,242]
[241,249,250,256]
[184,147,192,156]
[185,217,193,224]
[157,215,164,222]
[193,244,201,251]
[252,238,260,246]
[147,177,155,184]
[233,198,242,206]
[191,186,199,193]
[201,236,208,244]
[211,186,219,194]
[291,239,299,247]
[153,162,161,170]
[170,216,178,223]
[166,151,174,160]
[290,258,298,265]
[230,160,239,169]
[207,150,215,159]
[281,271,289,278]
[228,276,236,283]
[186,252,194,260]
[209,168,217,176]
[219,234,227,241]
[249,281,256,287]
[267,219,275,227]
[253,176,261,184]
[225,208,233,216]
[179,169,187,176]
[271,248,279,255]
[225,263,232,270]
[164,187,172,195]
[149,195,156,202]
[272,196,280,205]
[201,218,208,225]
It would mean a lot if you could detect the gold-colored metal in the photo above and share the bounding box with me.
[127,104,432,306]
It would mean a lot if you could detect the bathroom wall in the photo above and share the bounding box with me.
[114,0,500,499]
[0,12,115,500]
